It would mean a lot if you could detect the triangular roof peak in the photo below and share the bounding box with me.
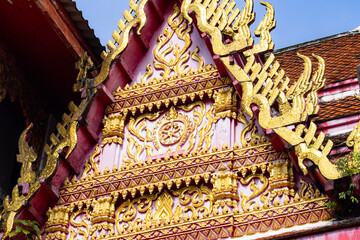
[75,0,340,179]
[86,0,275,88]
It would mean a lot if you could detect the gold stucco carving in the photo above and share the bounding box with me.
[211,172,238,201]
[119,101,216,165]
[114,185,214,233]
[73,52,94,93]
[73,0,337,182]
[151,4,198,79]
[46,206,70,228]
[44,206,70,240]
[347,119,360,153]
[107,4,221,117]
[81,145,101,180]
[269,159,296,200]
[8,0,343,238]
[101,112,126,147]
[90,194,118,238]
[16,123,37,185]
[2,100,81,239]
[153,191,174,222]
[43,135,331,239]
[213,87,237,121]
[239,172,269,213]
[69,210,90,240]
[153,106,193,151]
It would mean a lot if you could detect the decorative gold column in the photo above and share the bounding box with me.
[45,206,70,240]
[90,193,118,238]
[213,87,237,122]
[211,172,239,201]
[269,159,296,200]
[211,172,239,215]
[101,113,126,147]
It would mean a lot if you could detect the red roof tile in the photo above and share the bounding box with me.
[274,32,360,85]
[316,96,360,122]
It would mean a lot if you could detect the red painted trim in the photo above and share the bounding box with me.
[317,114,360,132]
[40,178,59,200]
[149,0,164,21]
[200,33,214,56]
[318,78,359,97]
[213,55,228,76]
[330,146,350,156]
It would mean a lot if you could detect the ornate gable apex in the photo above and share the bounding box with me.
[88,0,340,180]
[131,4,215,83]
[106,3,220,117]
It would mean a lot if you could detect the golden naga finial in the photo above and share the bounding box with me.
[235,0,255,46]
[292,123,340,179]
[244,0,276,56]
[93,0,149,87]
[2,124,38,239]
[17,123,37,184]
[73,52,94,93]
[1,99,82,239]
[304,54,326,117]
[181,0,254,55]
[220,49,341,179]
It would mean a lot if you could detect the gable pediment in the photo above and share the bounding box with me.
[2,0,347,239]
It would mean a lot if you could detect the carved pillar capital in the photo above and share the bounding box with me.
[45,205,70,238]
[211,172,239,201]
[213,88,237,122]
[101,113,126,147]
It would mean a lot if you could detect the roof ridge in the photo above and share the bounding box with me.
[273,29,360,55]
[58,0,105,59]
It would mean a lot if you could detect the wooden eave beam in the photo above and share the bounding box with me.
[148,0,164,21]
[33,0,99,63]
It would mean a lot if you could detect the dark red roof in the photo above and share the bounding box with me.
[274,31,360,84]
[316,96,360,122]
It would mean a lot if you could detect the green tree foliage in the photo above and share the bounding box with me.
[9,220,41,240]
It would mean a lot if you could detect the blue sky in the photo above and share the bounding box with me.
[75,0,360,50]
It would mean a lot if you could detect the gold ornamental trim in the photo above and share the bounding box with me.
[106,68,227,116]
[58,142,276,206]
[46,184,330,240]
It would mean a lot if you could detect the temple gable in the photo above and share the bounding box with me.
[2,0,350,239]
[42,2,332,239]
